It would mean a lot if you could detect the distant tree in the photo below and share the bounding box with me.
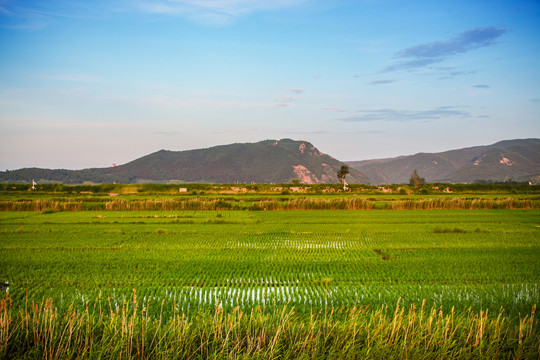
[337,165,349,185]
[409,169,425,188]
[291,179,300,185]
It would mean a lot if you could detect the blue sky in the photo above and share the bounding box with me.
[1,0,539,169]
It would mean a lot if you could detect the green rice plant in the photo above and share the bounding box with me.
[1,209,539,324]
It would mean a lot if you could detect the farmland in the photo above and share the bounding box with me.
[0,185,539,358]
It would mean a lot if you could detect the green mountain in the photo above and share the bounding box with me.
[0,139,371,184]
[348,139,540,184]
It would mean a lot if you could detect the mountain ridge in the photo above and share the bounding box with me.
[2,138,538,185]
[347,138,540,184]
[0,139,370,185]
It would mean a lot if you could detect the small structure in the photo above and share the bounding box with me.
[31,179,36,190]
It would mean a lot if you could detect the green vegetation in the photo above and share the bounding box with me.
[1,296,538,359]
[0,139,371,185]
[3,139,540,185]
[349,138,540,184]
[337,164,349,185]
[2,209,539,317]
[409,169,425,188]
[2,181,539,194]
[0,186,539,358]
[1,182,539,212]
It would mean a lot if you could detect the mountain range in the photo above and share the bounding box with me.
[1,138,538,185]
[347,138,540,184]
[0,139,369,185]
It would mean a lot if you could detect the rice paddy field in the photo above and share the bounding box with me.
[0,186,539,358]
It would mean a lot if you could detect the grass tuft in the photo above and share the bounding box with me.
[0,295,538,359]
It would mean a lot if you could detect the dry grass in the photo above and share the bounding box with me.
[1,197,536,212]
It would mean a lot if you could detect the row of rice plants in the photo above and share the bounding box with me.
[1,209,538,319]
[5,272,538,320]
[2,261,538,314]
[2,242,536,290]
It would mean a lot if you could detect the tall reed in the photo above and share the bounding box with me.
[0,295,538,359]
[0,197,537,211]
[0,200,86,211]
[390,197,536,210]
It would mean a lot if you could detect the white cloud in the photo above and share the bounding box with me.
[135,0,307,24]
[0,0,115,30]
[368,79,396,85]
[274,96,293,103]
[288,88,306,94]
[0,0,308,29]
[337,107,470,122]
[383,27,506,72]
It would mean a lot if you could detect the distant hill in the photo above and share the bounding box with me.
[348,138,540,184]
[0,139,371,185]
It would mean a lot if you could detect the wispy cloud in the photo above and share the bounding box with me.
[337,107,470,122]
[383,27,506,72]
[368,79,396,85]
[0,0,306,28]
[274,96,293,103]
[288,88,306,94]
[272,88,306,108]
[0,2,49,30]
[435,68,478,79]
[135,0,307,25]
[383,58,441,72]
[446,69,477,77]
[472,84,490,89]
[0,1,112,30]
[397,27,506,58]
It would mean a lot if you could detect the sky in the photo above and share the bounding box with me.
[1,0,539,170]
